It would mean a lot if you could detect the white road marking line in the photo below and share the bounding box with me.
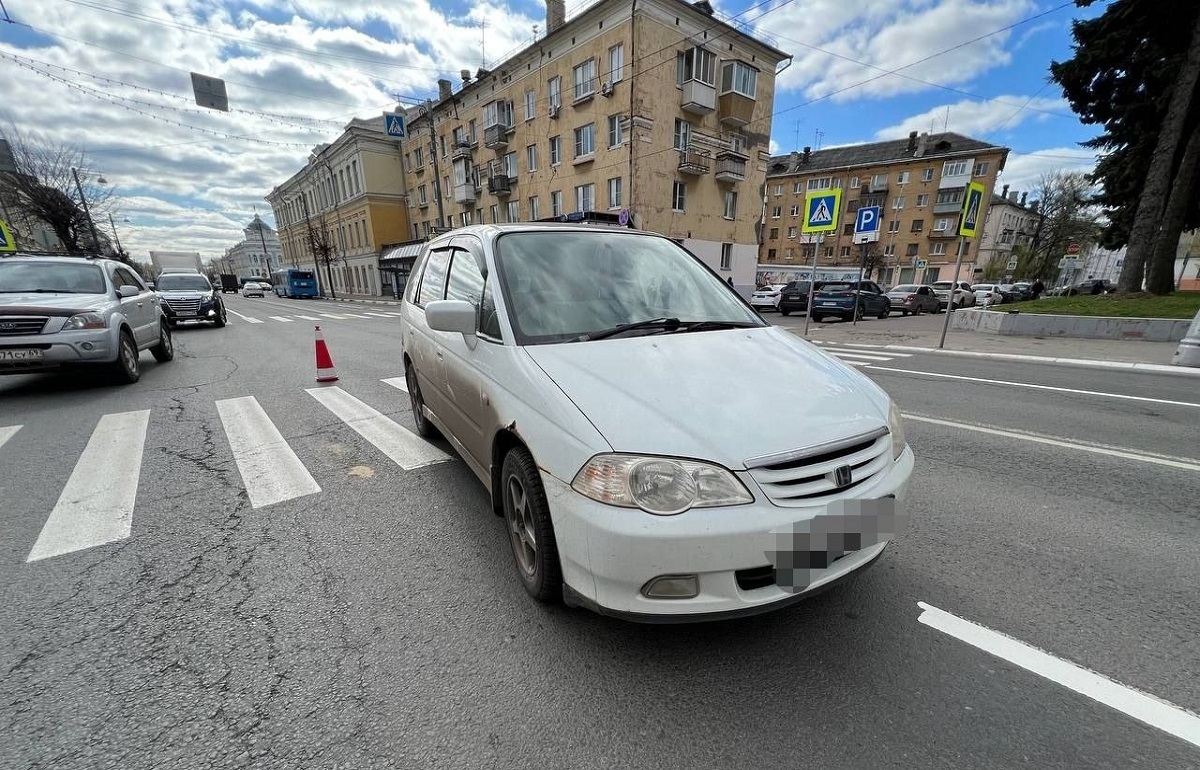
[381,312,404,317]
[825,350,898,362]
[917,602,1200,749]
[339,313,371,318]
[0,425,21,450]
[269,316,294,323]
[225,308,265,324]
[306,386,451,470]
[362,312,393,317]
[317,313,348,319]
[27,410,150,562]
[216,397,321,508]
[292,315,320,321]
[382,376,408,393]
[870,366,1200,409]
[903,414,1200,471]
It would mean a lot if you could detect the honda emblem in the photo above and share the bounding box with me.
[833,465,852,488]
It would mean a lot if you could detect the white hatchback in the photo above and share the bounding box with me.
[399,224,912,622]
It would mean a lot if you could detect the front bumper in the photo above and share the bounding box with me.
[0,328,118,373]
[543,446,914,622]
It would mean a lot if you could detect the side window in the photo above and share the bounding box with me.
[113,267,143,290]
[416,249,452,306]
[479,280,502,338]
[445,250,485,306]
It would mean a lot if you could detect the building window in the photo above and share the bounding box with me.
[910,219,924,232]
[352,160,360,193]
[840,246,851,257]
[888,219,900,233]
[607,177,622,209]
[870,173,887,188]
[573,59,596,101]
[418,185,427,204]
[822,246,834,257]
[768,227,779,239]
[609,44,624,82]
[671,181,686,211]
[943,159,970,177]
[608,115,624,148]
[549,136,562,165]
[767,248,777,261]
[897,170,910,184]
[720,243,733,270]
[884,244,895,257]
[937,189,964,205]
[673,119,690,150]
[787,226,797,238]
[931,242,948,255]
[959,241,971,256]
[934,217,950,231]
[793,182,803,194]
[790,204,800,217]
[503,151,517,177]
[506,200,520,222]
[917,193,930,207]
[483,99,514,128]
[527,144,538,172]
[922,168,934,182]
[720,60,758,98]
[461,211,472,227]
[548,77,562,109]
[490,204,499,224]
[850,176,860,188]
[893,195,905,210]
[773,184,783,196]
[575,183,595,212]
[574,123,595,157]
[527,197,539,220]
[551,190,563,216]
[808,177,832,191]
[771,206,782,218]
[973,161,989,177]
[524,89,536,121]
[842,223,854,236]
[906,243,919,257]
[676,46,716,86]
[723,190,737,219]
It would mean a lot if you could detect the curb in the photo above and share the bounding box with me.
[807,340,1200,377]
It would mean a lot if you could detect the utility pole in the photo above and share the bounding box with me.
[107,213,124,256]
[71,167,101,253]
[427,109,447,231]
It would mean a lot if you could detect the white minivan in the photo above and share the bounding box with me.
[399,224,912,622]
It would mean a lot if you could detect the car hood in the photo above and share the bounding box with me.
[523,326,890,469]
[0,293,108,316]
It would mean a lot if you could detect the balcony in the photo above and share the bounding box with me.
[868,179,888,194]
[487,175,512,195]
[718,91,755,127]
[453,183,475,205]
[927,228,959,239]
[714,155,746,183]
[677,148,711,175]
[934,199,964,214]
[451,142,473,162]
[680,79,716,114]
[483,124,509,149]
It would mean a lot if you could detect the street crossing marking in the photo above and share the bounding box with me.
[293,315,320,321]
[382,376,408,393]
[306,386,451,470]
[226,308,265,324]
[317,313,348,319]
[339,313,371,319]
[216,396,321,508]
[269,316,294,323]
[363,312,394,317]
[0,425,20,451]
[382,312,404,317]
[918,602,1200,750]
[822,349,899,362]
[27,410,150,562]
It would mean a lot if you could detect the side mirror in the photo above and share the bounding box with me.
[425,299,477,337]
[118,284,141,298]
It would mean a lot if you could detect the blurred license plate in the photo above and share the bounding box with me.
[0,349,43,361]
[821,302,837,306]
[784,294,799,300]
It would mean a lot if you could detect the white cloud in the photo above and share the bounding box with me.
[769,139,780,154]
[750,0,1035,100]
[998,147,1098,192]
[874,95,1069,140]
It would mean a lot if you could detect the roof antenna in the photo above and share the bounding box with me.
[943,106,950,132]
[481,19,487,68]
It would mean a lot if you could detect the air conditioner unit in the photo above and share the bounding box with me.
[600,81,613,97]
[549,104,560,119]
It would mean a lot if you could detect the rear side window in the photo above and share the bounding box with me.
[416,250,451,306]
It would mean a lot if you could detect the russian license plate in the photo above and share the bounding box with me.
[822,302,837,306]
[0,348,44,361]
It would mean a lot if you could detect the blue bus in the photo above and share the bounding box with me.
[270,268,319,298]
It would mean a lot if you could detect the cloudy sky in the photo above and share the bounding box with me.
[0,0,1101,260]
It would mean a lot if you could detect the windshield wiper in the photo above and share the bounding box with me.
[579,317,681,341]
[670,320,759,333]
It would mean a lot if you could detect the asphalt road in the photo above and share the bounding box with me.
[2,293,1198,769]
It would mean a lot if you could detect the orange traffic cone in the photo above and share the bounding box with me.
[314,326,339,383]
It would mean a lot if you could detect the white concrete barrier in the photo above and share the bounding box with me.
[951,308,1192,342]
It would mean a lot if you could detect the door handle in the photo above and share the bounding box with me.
[435,350,443,360]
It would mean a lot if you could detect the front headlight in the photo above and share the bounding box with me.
[62,312,106,331]
[571,454,754,515]
[889,400,906,460]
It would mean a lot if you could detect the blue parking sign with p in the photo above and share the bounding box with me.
[855,206,881,234]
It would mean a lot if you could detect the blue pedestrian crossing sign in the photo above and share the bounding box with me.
[0,220,14,252]
[958,181,986,237]
[853,205,881,244]
[385,113,406,138]
[802,189,842,234]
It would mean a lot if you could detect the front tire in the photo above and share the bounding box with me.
[501,446,562,604]
[405,364,439,438]
[213,304,227,328]
[111,330,140,384]
[780,309,790,316]
[150,321,174,363]
[878,303,890,320]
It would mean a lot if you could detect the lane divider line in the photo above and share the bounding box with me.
[27,410,150,562]
[917,602,1200,750]
[0,425,21,451]
[306,386,450,470]
[216,397,321,508]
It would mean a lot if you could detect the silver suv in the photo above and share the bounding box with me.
[0,254,174,383]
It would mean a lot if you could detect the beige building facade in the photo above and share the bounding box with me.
[976,184,1042,278]
[759,132,1010,286]
[266,117,411,297]
[396,0,789,289]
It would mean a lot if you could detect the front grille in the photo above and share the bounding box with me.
[164,299,202,315]
[0,317,49,336]
[746,429,892,507]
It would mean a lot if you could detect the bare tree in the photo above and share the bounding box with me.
[0,125,115,255]
[304,209,342,299]
[1027,171,1103,280]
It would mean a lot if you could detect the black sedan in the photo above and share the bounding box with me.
[777,280,825,316]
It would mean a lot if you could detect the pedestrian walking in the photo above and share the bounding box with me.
[1030,279,1045,300]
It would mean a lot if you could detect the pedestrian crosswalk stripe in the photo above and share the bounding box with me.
[293,315,320,321]
[363,312,393,317]
[27,410,150,562]
[0,425,20,451]
[317,313,347,319]
[823,349,897,362]
[339,313,371,318]
[382,376,408,393]
[216,396,321,508]
[226,308,265,324]
[306,386,451,470]
[269,316,294,323]
[382,312,404,317]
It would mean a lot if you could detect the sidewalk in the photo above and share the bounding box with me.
[773,313,1196,375]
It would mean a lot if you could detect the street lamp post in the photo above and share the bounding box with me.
[71,167,102,253]
[107,214,124,256]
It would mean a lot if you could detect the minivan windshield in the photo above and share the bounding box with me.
[0,261,106,294]
[494,231,763,344]
[156,274,212,291]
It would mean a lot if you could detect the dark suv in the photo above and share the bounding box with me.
[810,280,891,322]
[777,280,826,316]
[155,271,227,327]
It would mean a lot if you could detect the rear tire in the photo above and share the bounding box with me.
[780,309,790,316]
[501,446,562,604]
[150,321,174,363]
[878,303,890,320]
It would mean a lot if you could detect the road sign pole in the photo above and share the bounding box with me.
[853,240,868,327]
[938,236,967,349]
[803,238,820,336]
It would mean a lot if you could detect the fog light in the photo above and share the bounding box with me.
[207,309,216,317]
[80,342,94,351]
[641,574,699,599]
